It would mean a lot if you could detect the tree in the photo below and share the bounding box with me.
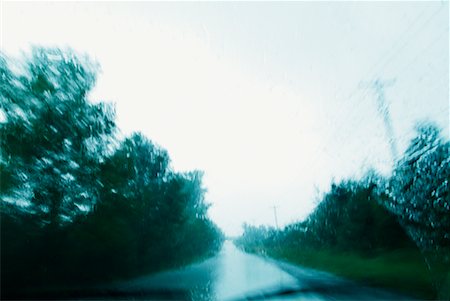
[1,47,223,296]
[1,47,116,227]
[387,122,450,296]
[97,133,222,273]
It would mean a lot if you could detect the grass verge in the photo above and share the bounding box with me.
[264,247,435,299]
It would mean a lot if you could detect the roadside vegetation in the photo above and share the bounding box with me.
[235,123,449,299]
[0,47,224,298]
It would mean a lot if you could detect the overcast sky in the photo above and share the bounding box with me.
[2,1,448,236]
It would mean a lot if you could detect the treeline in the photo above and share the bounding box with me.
[237,180,413,253]
[0,47,223,297]
[236,123,449,299]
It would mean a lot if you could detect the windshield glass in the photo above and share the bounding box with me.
[1,2,449,300]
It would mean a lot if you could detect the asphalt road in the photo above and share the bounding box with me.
[114,241,413,301]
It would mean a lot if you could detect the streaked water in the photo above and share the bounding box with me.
[117,241,410,301]
[213,241,300,300]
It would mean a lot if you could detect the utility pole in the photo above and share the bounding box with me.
[361,78,398,162]
[271,205,279,229]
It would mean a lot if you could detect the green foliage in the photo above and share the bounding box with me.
[270,247,434,299]
[236,122,449,298]
[306,180,413,252]
[388,123,449,252]
[236,179,413,255]
[1,47,115,226]
[387,123,450,296]
[0,47,223,297]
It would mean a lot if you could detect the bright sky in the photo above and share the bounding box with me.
[2,1,448,236]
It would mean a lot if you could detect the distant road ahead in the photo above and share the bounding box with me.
[116,241,413,300]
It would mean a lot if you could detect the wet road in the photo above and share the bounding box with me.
[116,241,412,300]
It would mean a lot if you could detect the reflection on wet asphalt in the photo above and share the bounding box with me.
[118,241,412,300]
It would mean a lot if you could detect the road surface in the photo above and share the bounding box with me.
[114,241,413,300]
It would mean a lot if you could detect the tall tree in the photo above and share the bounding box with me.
[1,47,223,296]
[0,47,116,226]
[387,122,449,296]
